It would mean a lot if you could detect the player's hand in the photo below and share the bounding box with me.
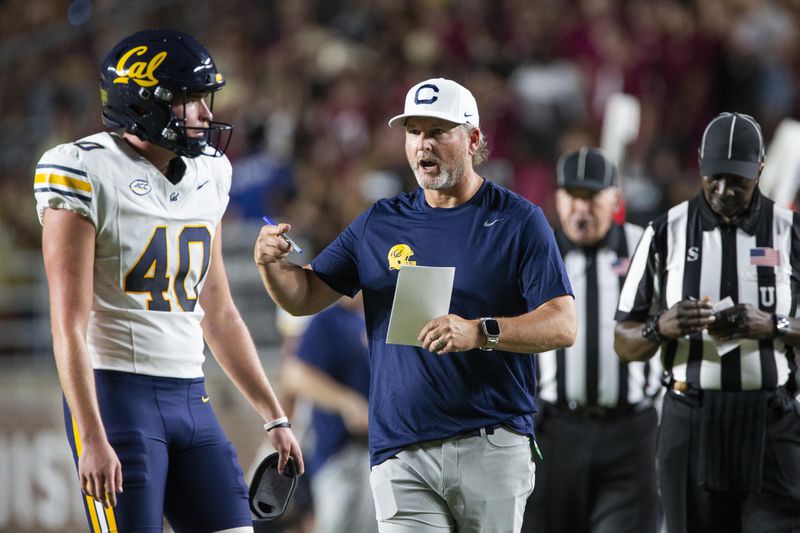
[78,436,123,508]
[266,428,305,476]
[659,298,715,338]
[254,223,293,266]
[707,303,774,341]
[419,314,481,354]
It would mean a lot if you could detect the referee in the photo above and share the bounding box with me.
[615,112,800,533]
[523,148,660,533]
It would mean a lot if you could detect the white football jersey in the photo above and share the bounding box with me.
[35,132,231,378]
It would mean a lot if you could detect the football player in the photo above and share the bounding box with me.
[35,29,303,532]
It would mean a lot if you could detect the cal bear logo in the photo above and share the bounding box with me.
[388,244,416,270]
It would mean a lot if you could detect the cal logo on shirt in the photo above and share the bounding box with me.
[387,244,416,270]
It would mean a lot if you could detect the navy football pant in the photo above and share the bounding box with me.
[63,370,252,532]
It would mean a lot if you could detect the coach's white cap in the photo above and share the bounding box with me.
[388,78,480,128]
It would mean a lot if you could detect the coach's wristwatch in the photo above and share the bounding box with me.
[480,317,501,351]
[642,314,664,345]
[773,314,790,338]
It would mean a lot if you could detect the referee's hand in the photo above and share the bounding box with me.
[660,298,715,338]
[707,303,773,341]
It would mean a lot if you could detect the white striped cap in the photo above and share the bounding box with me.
[556,147,617,190]
[699,112,764,179]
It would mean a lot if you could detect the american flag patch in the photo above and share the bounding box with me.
[611,257,631,276]
[750,247,780,267]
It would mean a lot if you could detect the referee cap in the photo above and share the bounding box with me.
[699,112,764,179]
[388,78,479,128]
[556,147,617,191]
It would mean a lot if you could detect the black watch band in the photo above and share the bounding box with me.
[642,314,664,345]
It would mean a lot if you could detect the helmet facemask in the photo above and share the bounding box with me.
[156,89,232,158]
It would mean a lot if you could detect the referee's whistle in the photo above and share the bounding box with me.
[262,215,303,254]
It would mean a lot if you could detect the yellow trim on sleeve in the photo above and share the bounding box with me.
[35,173,92,192]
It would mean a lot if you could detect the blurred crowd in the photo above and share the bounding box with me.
[1,0,800,264]
[2,2,797,530]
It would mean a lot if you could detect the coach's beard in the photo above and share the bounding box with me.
[411,156,465,191]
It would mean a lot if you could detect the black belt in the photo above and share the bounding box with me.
[462,423,503,438]
[667,380,788,408]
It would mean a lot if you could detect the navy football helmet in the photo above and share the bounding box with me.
[100,29,232,158]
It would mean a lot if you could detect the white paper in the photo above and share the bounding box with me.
[386,265,455,347]
[710,296,740,356]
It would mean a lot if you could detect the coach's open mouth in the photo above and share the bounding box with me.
[419,158,438,171]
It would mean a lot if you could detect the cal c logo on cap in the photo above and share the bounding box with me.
[387,244,416,270]
[113,45,166,87]
[414,84,439,105]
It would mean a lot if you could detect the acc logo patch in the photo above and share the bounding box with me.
[114,45,166,87]
[129,179,152,196]
[387,244,416,271]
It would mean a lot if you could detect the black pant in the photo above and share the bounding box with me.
[658,388,800,533]
[522,404,659,533]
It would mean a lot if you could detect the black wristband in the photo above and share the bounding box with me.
[642,314,664,344]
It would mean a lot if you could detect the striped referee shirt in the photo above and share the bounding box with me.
[616,189,799,391]
[538,223,661,409]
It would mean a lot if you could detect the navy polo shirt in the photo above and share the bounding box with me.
[311,180,572,466]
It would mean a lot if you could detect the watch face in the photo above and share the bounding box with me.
[484,319,500,337]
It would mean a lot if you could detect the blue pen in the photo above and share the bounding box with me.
[262,215,303,254]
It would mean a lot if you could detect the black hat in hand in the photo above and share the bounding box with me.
[249,452,298,522]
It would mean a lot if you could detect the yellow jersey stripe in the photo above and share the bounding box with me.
[72,417,103,533]
[104,504,118,531]
[71,416,83,455]
[34,172,92,192]
[86,496,102,533]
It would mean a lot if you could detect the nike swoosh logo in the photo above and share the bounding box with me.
[201,395,210,403]
[197,180,209,190]
[483,218,503,227]
[464,112,474,118]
